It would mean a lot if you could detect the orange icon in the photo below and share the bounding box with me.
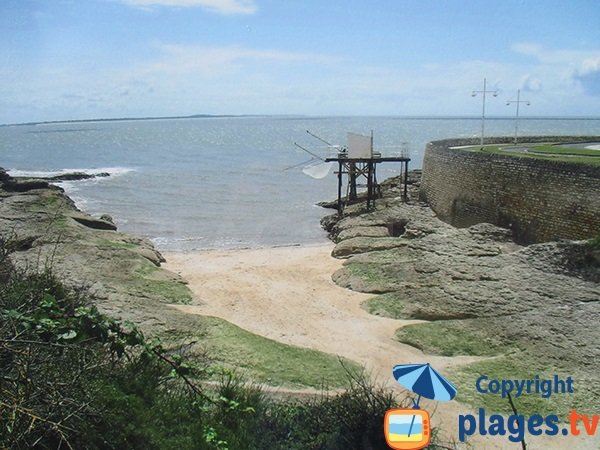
[384,408,431,450]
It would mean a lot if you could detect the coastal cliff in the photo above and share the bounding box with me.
[0,168,362,390]
[322,170,600,414]
[0,167,201,333]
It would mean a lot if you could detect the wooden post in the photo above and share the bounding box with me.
[403,160,409,201]
[367,161,374,209]
[337,160,343,215]
[349,162,357,200]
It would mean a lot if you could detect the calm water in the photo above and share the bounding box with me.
[2,116,599,250]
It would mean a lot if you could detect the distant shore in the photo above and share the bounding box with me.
[4,114,600,128]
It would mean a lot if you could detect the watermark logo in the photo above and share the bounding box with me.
[385,363,457,450]
[384,408,431,450]
[458,375,598,444]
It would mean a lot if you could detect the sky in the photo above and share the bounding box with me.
[1,0,599,123]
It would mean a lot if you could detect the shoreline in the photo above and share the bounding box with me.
[3,163,597,449]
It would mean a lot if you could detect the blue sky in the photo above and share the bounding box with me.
[1,0,599,123]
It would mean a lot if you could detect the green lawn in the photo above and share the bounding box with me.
[465,143,600,165]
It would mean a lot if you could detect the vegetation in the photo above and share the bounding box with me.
[362,293,406,318]
[586,234,600,250]
[199,317,361,389]
[0,235,458,449]
[465,143,600,165]
[395,320,507,357]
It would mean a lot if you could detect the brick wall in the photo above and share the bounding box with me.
[420,137,600,243]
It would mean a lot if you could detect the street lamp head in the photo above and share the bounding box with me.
[506,102,510,106]
[526,102,531,106]
[493,92,498,97]
[471,92,477,97]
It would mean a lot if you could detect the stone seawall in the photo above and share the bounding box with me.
[420,136,600,243]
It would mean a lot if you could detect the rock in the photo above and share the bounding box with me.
[99,214,115,224]
[0,167,11,184]
[48,172,110,181]
[467,222,514,242]
[324,170,600,413]
[337,226,390,241]
[3,179,50,192]
[590,248,600,266]
[70,213,118,231]
[134,246,166,266]
[332,236,408,258]
[0,179,192,339]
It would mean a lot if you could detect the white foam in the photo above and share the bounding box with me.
[584,144,600,150]
[151,236,205,247]
[7,166,135,178]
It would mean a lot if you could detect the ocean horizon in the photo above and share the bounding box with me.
[2,115,599,251]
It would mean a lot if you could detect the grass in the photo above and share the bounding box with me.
[395,320,507,357]
[465,143,600,165]
[31,191,63,209]
[200,317,362,390]
[118,256,192,304]
[586,234,600,249]
[362,292,406,319]
[344,263,386,283]
[132,277,193,303]
[341,262,402,293]
[95,238,138,250]
[523,144,600,156]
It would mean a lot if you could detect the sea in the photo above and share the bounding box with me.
[1,116,599,251]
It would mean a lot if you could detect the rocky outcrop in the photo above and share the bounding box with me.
[70,212,118,231]
[0,169,110,192]
[46,171,110,181]
[0,168,191,334]
[0,167,50,192]
[323,170,600,413]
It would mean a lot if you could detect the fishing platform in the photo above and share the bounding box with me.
[324,132,411,215]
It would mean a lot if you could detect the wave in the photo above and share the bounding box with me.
[151,236,206,250]
[7,166,135,178]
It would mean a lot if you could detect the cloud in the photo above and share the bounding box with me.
[512,41,600,97]
[119,0,257,14]
[140,44,337,77]
[574,56,600,96]
[521,75,542,92]
[512,41,599,69]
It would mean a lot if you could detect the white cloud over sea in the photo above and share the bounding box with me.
[118,0,257,14]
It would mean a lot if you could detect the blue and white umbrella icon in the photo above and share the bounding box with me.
[392,363,458,437]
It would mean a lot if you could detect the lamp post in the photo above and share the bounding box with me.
[506,89,530,144]
[472,78,498,147]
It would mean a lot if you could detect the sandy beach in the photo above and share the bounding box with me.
[163,243,477,381]
[163,243,468,439]
[162,243,594,450]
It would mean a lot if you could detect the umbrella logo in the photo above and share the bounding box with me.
[384,363,458,450]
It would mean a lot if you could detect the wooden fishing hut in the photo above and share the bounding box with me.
[325,132,410,215]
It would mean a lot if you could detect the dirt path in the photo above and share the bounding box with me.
[163,244,583,450]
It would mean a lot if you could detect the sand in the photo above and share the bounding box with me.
[163,243,476,378]
[163,243,587,450]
